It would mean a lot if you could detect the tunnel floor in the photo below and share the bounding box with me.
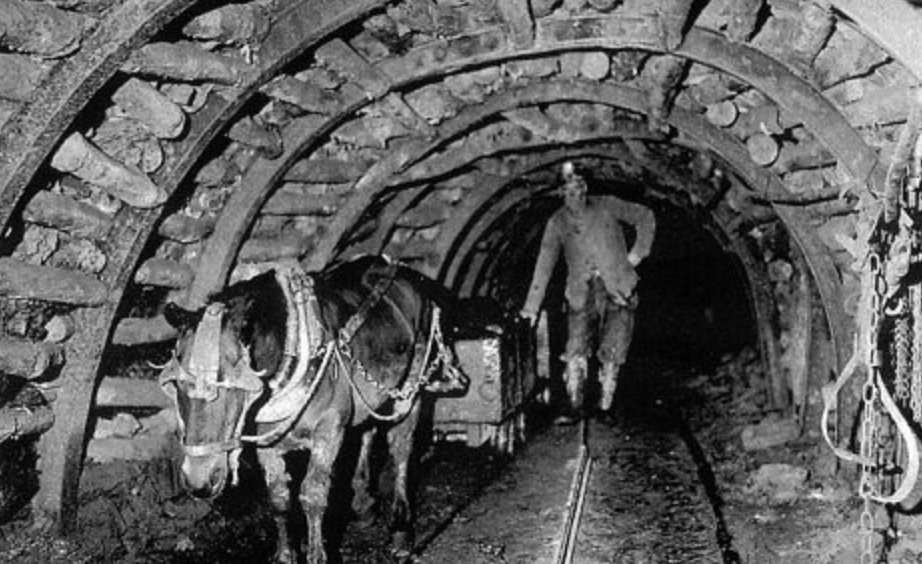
[0,349,920,563]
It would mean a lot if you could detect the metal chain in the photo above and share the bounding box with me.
[894,306,912,404]
[860,251,886,564]
[337,306,462,423]
[912,284,922,423]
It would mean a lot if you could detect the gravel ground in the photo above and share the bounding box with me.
[3,348,922,563]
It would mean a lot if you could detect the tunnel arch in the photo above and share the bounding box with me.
[427,148,789,405]
[0,0,918,530]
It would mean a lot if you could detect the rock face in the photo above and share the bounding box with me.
[746,463,810,503]
[740,415,801,451]
[86,410,179,464]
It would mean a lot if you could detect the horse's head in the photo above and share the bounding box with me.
[160,300,265,498]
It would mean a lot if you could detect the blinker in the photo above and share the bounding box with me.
[187,303,225,401]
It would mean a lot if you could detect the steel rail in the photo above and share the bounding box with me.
[554,425,593,564]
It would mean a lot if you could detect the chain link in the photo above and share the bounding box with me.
[860,252,886,564]
[855,93,922,562]
[338,306,463,415]
[912,285,922,422]
[894,308,912,403]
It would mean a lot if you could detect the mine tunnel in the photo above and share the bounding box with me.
[2,0,922,562]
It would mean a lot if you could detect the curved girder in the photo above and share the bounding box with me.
[358,130,665,265]
[0,0,889,529]
[438,146,643,289]
[445,154,713,298]
[466,193,554,299]
[23,0,389,528]
[675,28,881,190]
[182,24,876,326]
[0,0,199,231]
[449,156,785,403]
[413,89,850,372]
[304,77,847,376]
[315,32,878,269]
[667,101,852,372]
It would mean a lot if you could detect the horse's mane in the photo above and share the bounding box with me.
[211,270,288,367]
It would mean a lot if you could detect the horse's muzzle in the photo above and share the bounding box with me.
[181,454,228,498]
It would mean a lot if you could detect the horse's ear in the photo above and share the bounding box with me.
[163,302,203,331]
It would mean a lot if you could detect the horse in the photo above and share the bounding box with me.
[159,255,470,563]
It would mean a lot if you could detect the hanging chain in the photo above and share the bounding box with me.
[853,90,922,563]
[912,284,922,423]
[860,251,886,564]
[894,304,912,404]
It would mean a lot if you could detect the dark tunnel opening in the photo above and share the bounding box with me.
[474,192,759,370]
[631,204,757,365]
[456,182,761,419]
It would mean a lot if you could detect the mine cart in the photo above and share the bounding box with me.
[432,315,544,455]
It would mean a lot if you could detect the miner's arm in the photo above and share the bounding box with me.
[613,198,656,265]
[521,216,561,320]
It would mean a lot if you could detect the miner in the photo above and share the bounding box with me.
[521,161,656,422]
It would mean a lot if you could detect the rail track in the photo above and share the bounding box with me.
[554,424,594,564]
[410,382,745,564]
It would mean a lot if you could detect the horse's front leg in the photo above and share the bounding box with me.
[302,414,346,564]
[351,426,377,526]
[387,398,421,557]
[256,447,296,564]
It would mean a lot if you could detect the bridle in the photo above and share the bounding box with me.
[159,302,265,483]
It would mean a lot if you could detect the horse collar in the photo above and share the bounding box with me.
[253,260,401,426]
[254,266,327,424]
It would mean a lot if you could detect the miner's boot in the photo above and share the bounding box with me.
[555,356,587,425]
[599,361,620,413]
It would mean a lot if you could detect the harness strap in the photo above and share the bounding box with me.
[875,368,922,504]
[339,259,400,345]
[187,304,225,401]
[821,345,868,465]
[243,340,337,445]
[184,438,243,458]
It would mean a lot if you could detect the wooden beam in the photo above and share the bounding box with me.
[0,257,108,306]
[0,54,45,102]
[497,0,535,49]
[50,132,166,209]
[134,258,194,289]
[23,190,113,240]
[182,3,269,47]
[121,41,248,85]
[95,377,171,410]
[261,75,345,115]
[111,315,178,346]
[0,403,54,443]
[315,38,390,98]
[0,337,64,379]
[112,78,186,140]
[157,213,214,243]
[828,0,922,82]
[284,157,370,183]
[238,230,308,264]
[0,0,83,58]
